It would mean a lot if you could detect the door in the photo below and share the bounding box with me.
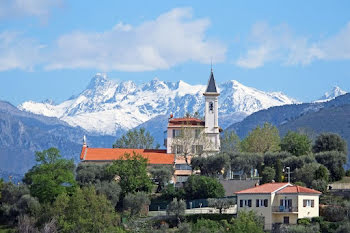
[283,216,290,224]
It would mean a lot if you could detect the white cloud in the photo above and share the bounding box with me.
[0,31,43,71]
[236,22,350,68]
[0,0,63,20]
[45,7,226,71]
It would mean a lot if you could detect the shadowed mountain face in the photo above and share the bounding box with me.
[0,101,116,177]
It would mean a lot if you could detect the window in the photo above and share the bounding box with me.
[256,199,268,207]
[175,145,183,154]
[303,200,315,207]
[239,199,252,208]
[173,129,181,137]
[283,216,290,224]
[195,129,200,138]
[175,164,192,170]
[209,102,214,111]
[191,145,204,155]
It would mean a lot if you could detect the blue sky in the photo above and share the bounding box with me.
[0,0,350,105]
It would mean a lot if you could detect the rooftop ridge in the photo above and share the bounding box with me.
[273,183,293,194]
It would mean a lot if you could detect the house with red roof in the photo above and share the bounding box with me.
[235,182,321,230]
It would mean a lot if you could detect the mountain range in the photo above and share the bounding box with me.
[19,73,298,136]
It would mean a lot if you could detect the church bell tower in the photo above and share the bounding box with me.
[203,68,220,153]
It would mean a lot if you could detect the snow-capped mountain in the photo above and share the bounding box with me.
[19,73,298,135]
[316,86,347,102]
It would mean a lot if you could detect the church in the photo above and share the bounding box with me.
[80,69,221,184]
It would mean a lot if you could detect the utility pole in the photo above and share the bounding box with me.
[286,167,290,183]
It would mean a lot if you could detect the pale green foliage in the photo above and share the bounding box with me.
[150,166,173,192]
[241,123,281,153]
[220,131,241,153]
[113,127,158,149]
[191,153,230,177]
[123,192,150,216]
[229,152,263,177]
[279,223,320,233]
[166,198,186,225]
[231,210,264,233]
[281,131,312,156]
[191,218,226,233]
[208,198,236,214]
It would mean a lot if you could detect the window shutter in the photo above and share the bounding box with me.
[248,200,252,207]
[311,200,314,207]
[240,200,243,207]
[173,129,175,137]
[280,200,283,206]
[256,199,259,207]
[303,200,307,207]
[264,199,268,207]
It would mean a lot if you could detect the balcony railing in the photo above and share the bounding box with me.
[272,206,298,213]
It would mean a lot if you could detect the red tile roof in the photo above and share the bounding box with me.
[168,117,205,127]
[80,147,175,165]
[235,183,289,194]
[235,182,321,195]
[277,185,321,194]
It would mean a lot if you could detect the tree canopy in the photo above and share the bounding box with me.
[183,175,225,200]
[113,127,158,149]
[281,131,312,156]
[220,131,241,153]
[23,148,76,203]
[191,153,230,177]
[312,133,347,154]
[240,123,281,153]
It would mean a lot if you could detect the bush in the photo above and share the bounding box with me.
[123,192,150,216]
[322,205,346,222]
[166,198,186,226]
[297,218,311,225]
[261,166,275,184]
[311,179,328,193]
[208,198,236,214]
[191,218,226,233]
[183,175,225,200]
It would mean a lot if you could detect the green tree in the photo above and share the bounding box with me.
[123,192,150,216]
[23,148,76,203]
[150,166,173,192]
[107,153,152,197]
[220,131,241,153]
[50,186,120,233]
[94,180,121,207]
[191,219,226,233]
[240,123,281,153]
[261,167,276,184]
[166,198,186,226]
[294,163,320,187]
[281,131,312,156]
[229,152,263,178]
[191,153,230,177]
[312,133,347,154]
[315,151,347,181]
[76,163,111,185]
[275,159,283,182]
[314,164,330,182]
[183,175,225,200]
[208,198,236,214]
[311,179,328,193]
[231,210,264,233]
[263,151,291,168]
[113,127,158,149]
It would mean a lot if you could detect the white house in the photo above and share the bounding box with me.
[166,69,221,156]
[235,182,321,231]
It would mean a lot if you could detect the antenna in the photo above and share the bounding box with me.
[210,57,213,72]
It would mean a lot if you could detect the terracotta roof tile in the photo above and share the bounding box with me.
[235,183,289,194]
[80,147,175,165]
[277,185,321,194]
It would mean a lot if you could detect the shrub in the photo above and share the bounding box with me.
[183,175,225,200]
[123,192,150,216]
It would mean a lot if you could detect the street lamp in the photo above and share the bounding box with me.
[286,167,290,183]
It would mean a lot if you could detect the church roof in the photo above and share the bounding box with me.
[168,117,205,127]
[205,70,218,93]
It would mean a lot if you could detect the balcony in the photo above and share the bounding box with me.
[272,206,298,213]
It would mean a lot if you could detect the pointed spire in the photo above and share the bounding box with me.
[205,69,218,93]
[83,135,87,147]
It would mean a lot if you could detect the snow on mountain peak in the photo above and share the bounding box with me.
[19,75,297,135]
[317,86,347,102]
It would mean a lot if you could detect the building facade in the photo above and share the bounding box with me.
[166,69,221,156]
[235,183,321,230]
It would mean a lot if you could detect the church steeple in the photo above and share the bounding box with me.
[205,69,218,93]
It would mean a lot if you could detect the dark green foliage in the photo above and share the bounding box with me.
[183,175,225,200]
[311,179,328,193]
[275,158,283,182]
[113,127,158,149]
[346,170,350,176]
[50,186,120,233]
[191,153,230,177]
[336,222,350,233]
[240,123,281,153]
[322,205,346,222]
[150,166,173,192]
[313,133,347,154]
[261,167,275,184]
[263,151,292,168]
[123,192,150,216]
[0,183,41,226]
[315,164,330,182]
[160,184,185,200]
[282,156,304,171]
[279,223,320,233]
[23,148,76,203]
[107,153,153,197]
[294,163,320,187]
[281,131,312,156]
[75,163,111,185]
[191,218,226,233]
[231,210,264,233]
[315,151,347,181]
[229,152,263,177]
[220,131,241,153]
[95,180,121,207]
